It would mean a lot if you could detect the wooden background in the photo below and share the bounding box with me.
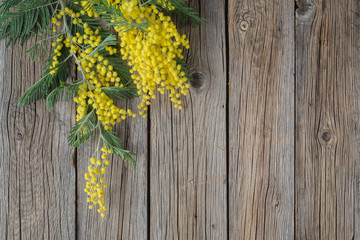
[1,0,360,239]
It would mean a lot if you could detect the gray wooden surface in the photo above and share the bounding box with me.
[228,0,295,239]
[0,37,76,239]
[295,0,360,239]
[1,0,360,239]
[150,0,227,239]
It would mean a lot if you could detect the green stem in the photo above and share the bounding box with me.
[59,0,94,90]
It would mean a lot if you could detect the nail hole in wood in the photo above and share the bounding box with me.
[240,20,249,31]
[321,131,331,142]
[190,72,206,88]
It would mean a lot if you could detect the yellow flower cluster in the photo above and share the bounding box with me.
[49,0,194,219]
[51,14,62,32]
[54,14,136,129]
[75,1,100,18]
[50,3,141,218]
[110,0,190,115]
[74,83,135,129]
[158,0,175,10]
[84,146,111,218]
[49,37,64,75]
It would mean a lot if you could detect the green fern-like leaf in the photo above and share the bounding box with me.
[81,34,118,60]
[168,0,205,25]
[0,0,23,14]
[18,43,71,107]
[46,81,79,111]
[101,55,133,84]
[93,0,150,31]
[26,38,51,61]
[17,77,56,108]
[99,124,136,168]
[146,0,205,25]
[68,109,97,148]
[0,0,57,46]
[101,86,138,101]
[26,31,64,61]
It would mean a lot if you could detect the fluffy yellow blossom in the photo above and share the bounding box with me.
[56,7,137,218]
[110,0,190,114]
[49,37,64,75]
[49,0,194,219]
[83,146,112,218]
[55,13,136,130]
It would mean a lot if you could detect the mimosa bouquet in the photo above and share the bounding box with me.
[0,0,203,218]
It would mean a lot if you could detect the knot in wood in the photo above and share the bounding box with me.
[296,2,316,22]
[321,131,332,142]
[17,131,23,140]
[240,20,249,31]
[190,72,206,89]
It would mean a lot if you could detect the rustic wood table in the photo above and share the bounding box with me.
[1,0,359,239]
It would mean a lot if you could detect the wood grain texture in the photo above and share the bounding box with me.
[3,0,360,239]
[295,0,360,239]
[149,0,227,239]
[228,0,295,239]
[0,38,76,239]
[76,97,148,240]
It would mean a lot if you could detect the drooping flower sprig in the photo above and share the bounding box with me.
[0,0,204,218]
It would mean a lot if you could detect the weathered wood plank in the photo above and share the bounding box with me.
[0,39,76,239]
[149,0,227,239]
[76,97,148,240]
[295,0,360,239]
[228,0,295,239]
